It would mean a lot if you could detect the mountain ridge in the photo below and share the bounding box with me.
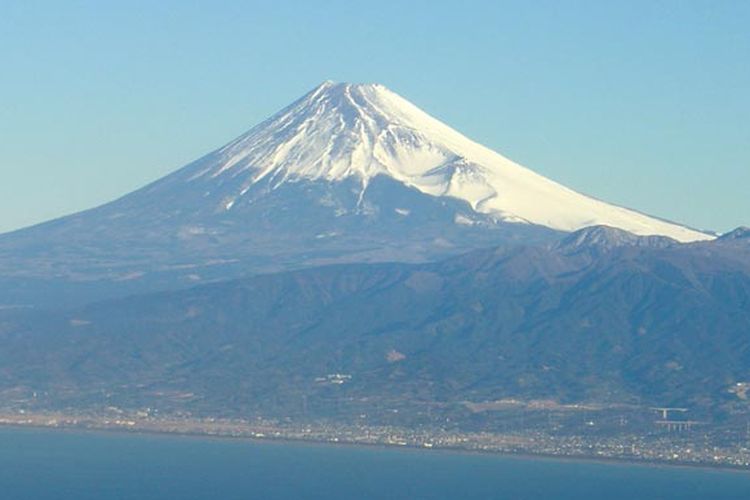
[1,229,747,419]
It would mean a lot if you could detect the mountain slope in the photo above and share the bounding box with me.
[0,82,711,307]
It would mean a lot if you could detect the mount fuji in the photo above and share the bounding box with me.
[0,81,712,307]
[185,81,708,240]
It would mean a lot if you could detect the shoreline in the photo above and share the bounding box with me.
[1,419,748,475]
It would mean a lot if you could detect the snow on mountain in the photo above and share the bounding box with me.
[0,80,717,308]
[179,81,710,242]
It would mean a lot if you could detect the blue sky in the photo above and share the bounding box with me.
[1,0,747,233]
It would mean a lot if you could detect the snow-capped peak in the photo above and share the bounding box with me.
[189,81,478,189]
[185,81,712,242]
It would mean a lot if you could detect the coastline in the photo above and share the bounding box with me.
[1,417,748,475]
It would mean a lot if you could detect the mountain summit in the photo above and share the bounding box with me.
[0,81,712,306]
[176,81,709,242]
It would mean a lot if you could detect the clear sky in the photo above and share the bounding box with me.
[1,1,747,234]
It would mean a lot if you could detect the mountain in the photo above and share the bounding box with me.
[2,229,748,421]
[0,82,711,308]
[718,226,750,242]
[169,81,708,240]
[554,225,679,253]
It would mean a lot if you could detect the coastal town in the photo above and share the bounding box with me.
[2,407,749,471]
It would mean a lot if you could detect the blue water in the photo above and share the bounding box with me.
[0,427,749,499]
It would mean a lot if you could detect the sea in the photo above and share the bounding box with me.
[0,427,748,499]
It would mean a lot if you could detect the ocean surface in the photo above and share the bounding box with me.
[0,427,749,499]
